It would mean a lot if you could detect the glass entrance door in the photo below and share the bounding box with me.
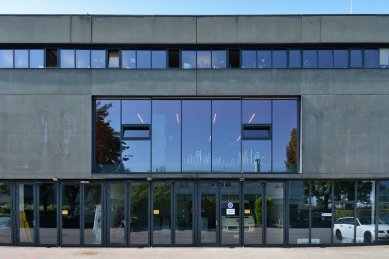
[220,182,240,246]
[198,183,217,245]
[17,183,35,244]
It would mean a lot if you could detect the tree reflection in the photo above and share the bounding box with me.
[285,128,298,172]
[95,101,121,168]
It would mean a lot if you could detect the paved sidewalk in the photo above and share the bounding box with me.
[1,246,389,259]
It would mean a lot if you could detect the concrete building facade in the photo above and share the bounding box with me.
[0,15,389,247]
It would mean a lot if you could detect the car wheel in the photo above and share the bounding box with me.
[336,230,342,240]
[364,232,372,243]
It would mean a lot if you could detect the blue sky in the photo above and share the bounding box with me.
[1,0,389,15]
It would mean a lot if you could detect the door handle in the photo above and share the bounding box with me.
[216,220,218,226]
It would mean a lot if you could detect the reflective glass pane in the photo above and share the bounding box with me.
[212,50,227,69]
[197,51,211,69]
[61,183,80,245]
[379,48,389,68]
[289,181,309,244]
[137,50,151,69]
[243,183,263,245]
[272,50,287,68]
[181,51,196,69]
[122,140,150,172]
[0,50,13,68]
[289,50,302,68]
[91,50,106,68]
[199,183,217,244]
[334,50,349,68]
[19,184,34,244]
[212,100,241,172]
[334,181,355,201]
[350,50,363,68]
[0,182,12,244]
[60,49,75,68]
[356,181,375,244]
[122,100,151,124]
[109,183,126,244]
[84,183,102,245]
[334,203,355,244]
[121,50,136,69]
[364,49,379,68]
[152,50,167,69]
[95,100,121,173]
[379,181,389,244]
[241,50,256,68]
[257,50,271,68]
[273,100,298,172]
[318,50,334,68]
[29,49,44,68]
[76,50,90,68]
[39,183,57,245]
[221,182,240,245]
[182,100,211,172]
[153,183,171,245]
[14,49,29,68]
[303,50,317,68]
[242,100,271,124]
[266,182,284,244]
[175,182,193,245]
[130,182,149,246]
[242,140,271,173]
[152,100,181,172]
[311,181,332,244]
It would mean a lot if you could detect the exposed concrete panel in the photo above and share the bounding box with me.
[0,95,91,179]
[197,69,302,96]
[92,16,196,44]
[301,69,389,95]
[0,16,72,43]
[197,16,302,44]
[70,15,92,43]
[91,69,197,96]
[301,16,321,43]
[302,95,389,177]
[320,15,389,43]
[0,69,92,95]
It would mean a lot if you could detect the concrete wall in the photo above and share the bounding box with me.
[1,68,389,179]
[1,15,389,44]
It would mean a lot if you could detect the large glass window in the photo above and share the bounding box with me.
[109,183,126,245]
[91,50,106,68]
[241,50,256,68]
[266,182,284,244]
[75,50,90,68]
[379,48,389,68]
[272,50,287,68]
[318,50,334,68]
[221,182,240,245]
[257,50,271,68]
[60,49,75,68]
[95,100,121,173]
[273,100,298,172]
[152,50,167,69]
[181,51,196,69]
[121,50,136,69]
[84,183,102,245]
[212,100,241,172]
[356,181,375,244]
[243,183,263,245]
[303,50,318,68]
[39,183,57,245]
[334,50,349,68]
[61,183,80,245]
[197,51,211,69]
[182,100,211,172]
[152,100,181,172]
[175,182,193,245]
[212,50,227,69]
[350,49,363,68]
[364,49,379,68]
[137,50,151,69]
[0,50,13,68]
[14,49,29,68]
[311,181,332,244]
[19,184,34,244]
[0,182,12,244]
[379,181,389,244]
[288,181,309,244]
[289,50,301,68]
[29,49,44,68]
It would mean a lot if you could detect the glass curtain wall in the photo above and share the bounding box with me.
[288,181,309,244]
[266,183,284,245]
[109,183,126,245]
[379,181,389,244]
[220,182,240,245]
[152,182,172,245]
[0,182,12,244]
[243,182,263,246]
[18,184,34,244]
[61,183,80,245]
[84,183,102,245]
[175,182,193,245]
[310,181,332,244]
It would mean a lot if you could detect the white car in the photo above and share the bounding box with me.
[334,217,389,243]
